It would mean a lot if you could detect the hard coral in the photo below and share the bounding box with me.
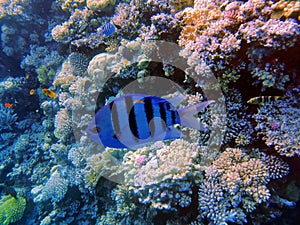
[32,166,69,203]
[56,0,86,12]
[54,108,73,139]
[259,153,290,180]
[52,8,94,43]
[239,18,300,50]
[270,0,300,21]
[170,0,194,12]
[254,92,300,157]
[0,0,31,18]
[197,148,271,224]
[0,195,26,225]
[87,0,116,11]
[0,104,18,132]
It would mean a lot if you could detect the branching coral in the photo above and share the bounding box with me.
[239,18,300,50]
[56,0,86,12]
[259,152,290,180]
[52,8,94,43]
[254,91,300,157]
[170,0,194,12]
[87,0,116,11]
[270,0,300,21]
[1,24,27,57]
[20,45,64,85]
[1,0,299,224]
[177,0,299,92]
[111,2,141,39]
[51,0,117,44]
[0,0,32,19]
[54,108,73,139]
[32,165,69,203]
[0,104,18,132]
[177,0,243,62]
[197,148,271,224]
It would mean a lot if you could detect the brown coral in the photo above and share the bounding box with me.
[270,0,300,21]
[170,0,194,12]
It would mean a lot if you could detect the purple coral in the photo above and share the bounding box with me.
[135,155,146,167]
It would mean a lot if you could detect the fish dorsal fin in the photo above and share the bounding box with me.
[166,94,185,107]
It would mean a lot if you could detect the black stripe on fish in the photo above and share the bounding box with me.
[171,110,177,125]
[164,102,174,126]
[109,102,121,136]
[144,97,155,137]
[158,102,167,129]
[126,96,139,141]
[247,96,281,105]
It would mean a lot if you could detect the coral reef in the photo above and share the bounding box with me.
[197,148,270,224]
[87,0,116,11]
[0,0,31,19]
[0,0,299,224]
[0,104,17,132]
[177,0,300,91]
[54,108,73,140]
[32,165,69,203]
[270,0,300,21]
[0,195,26,225]
[254,90,300,157]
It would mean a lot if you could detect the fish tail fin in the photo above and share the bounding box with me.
[178,100,215,130]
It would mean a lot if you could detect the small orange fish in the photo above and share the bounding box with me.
[29,89,35,95]
[4,103,13,108]
[25,75,30,79]
[42,88,57,99]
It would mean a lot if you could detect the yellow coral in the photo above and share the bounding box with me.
[0,0,28,19]
[270,0,300,20]
[86,0,116,11]
[54,108,73,138]
[170,0,194,12]
[56,0,86,12]
[0,195,26,225]
[213,148,271,205]
[177,1,223,47]
[54,58,77,89]
[51,23,71,42]
[84,150,121,189]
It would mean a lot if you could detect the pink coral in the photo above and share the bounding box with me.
[135,155,146,167]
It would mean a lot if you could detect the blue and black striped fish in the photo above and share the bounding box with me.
[100,22,116,37]
[86,94,214,149]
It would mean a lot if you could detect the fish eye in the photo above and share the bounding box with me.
[91,127,100,133]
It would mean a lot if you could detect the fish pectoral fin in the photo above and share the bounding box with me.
[165,126,184,139]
